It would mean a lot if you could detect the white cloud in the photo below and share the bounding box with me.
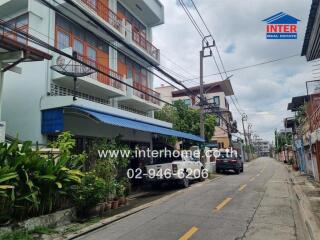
[153,0,313,142]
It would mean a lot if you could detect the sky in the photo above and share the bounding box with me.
[152,0,314,143]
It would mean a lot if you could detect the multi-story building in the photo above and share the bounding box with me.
[155,80,235,148]
[252,139,270,157]
[298,0,320,181]
[0,0,203,150]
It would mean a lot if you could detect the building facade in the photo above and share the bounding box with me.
[298,0,320,181]
[155,80,235,148]
[0,0,203,150]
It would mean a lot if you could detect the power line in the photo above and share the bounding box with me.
[189,0,244,115]
[39,0,238,136]
[44,0,184,92]
[182,54,300,82]
[0,21,171,106]
[178,0,205,38]
[177,0,239,135]
[179,0,243,120]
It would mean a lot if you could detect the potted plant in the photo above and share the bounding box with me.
[71,172,107,218]
[117,178,129,205]
[111,182,120,209]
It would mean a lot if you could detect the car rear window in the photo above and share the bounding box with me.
[217,152,237,159]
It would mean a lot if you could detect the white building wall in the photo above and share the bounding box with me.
[2,61,48,143]
[2,0,54,143]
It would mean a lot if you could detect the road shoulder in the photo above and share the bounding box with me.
[243,160,301,240]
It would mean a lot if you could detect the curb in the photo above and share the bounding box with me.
[55,175,223,240]
[286,167,320,240]
[293,184,320,240]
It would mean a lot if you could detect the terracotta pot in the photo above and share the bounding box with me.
[104,201,112,211]
[111,200,119,209]
[98,203,105,216]
[84,205,100,218]
[119,196,125,205]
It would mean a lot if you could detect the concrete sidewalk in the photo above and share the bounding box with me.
[289,167,320,240]
[244,161,304,240]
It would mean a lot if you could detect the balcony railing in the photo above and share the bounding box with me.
[132,28,160,62]
[80,0,123,33]
[76,53,125,91]
[0,20,29,45]
[133,80,160,106]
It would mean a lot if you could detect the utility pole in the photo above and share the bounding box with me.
[199,36,215,141]
[241,113,248,160]
[248,123,252,159]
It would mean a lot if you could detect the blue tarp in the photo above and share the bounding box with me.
[80,108,204,142]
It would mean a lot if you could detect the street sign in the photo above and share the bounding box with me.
[0,121,6,143]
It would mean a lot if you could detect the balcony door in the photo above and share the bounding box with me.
[97,49,109,85]
[87,46,97,79]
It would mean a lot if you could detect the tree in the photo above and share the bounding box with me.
[155,100,216,141]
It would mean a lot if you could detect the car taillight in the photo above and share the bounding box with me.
[172,164,178,173]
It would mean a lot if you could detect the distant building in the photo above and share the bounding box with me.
[155,79,235,148]
[253,139,270,157]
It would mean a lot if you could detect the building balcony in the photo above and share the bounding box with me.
[132,27,160,62]
[0,0,27,18]
[117,79,161,112]
[120,0,164,27]
[76,0,125,37]
[75,0,160,64]
[51,49,126,99]
[0,16,28,46]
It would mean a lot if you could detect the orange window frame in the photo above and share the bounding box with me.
[55,25,72,50]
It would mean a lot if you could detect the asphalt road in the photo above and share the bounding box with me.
[76,158,303,240]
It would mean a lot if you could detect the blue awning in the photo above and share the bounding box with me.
[42,107,204,142]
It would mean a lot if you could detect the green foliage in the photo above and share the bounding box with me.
[30,226,57,235]
[91,137,130,198]
[275,131,292,153]
[115,178,128,197]
[0,132,85,223]
[295,105,306,127]
[50,131,86,169]
[0,230,34,240]
[155,100,216,141]
[71,172,107,208]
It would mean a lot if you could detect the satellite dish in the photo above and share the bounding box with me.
[50,53,96,101]
[50,55,96,77]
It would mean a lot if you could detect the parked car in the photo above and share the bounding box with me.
[145,154,205,188]
[215,151,243,174]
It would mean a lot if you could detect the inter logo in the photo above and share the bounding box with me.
[263,12,300,39]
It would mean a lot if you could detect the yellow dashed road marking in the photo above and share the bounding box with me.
[249,177,255,182]
[179,226,199,240]
[213,197,232,212]
[238,184,247,192]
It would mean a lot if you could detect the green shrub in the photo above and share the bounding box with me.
[0,230,34,240]
[71,172,107,209]
[0,132,85,223]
